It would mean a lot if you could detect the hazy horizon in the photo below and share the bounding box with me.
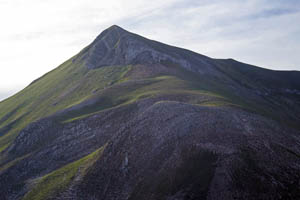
[1,0,300,101]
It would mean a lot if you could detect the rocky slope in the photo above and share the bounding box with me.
[0,25,300,200]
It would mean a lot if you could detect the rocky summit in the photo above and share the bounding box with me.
[0,25,300,200]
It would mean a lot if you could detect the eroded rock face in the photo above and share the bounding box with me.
[77,26,220,77]
[83,26,190,70]
[2,99,299,200]
[75,101,300,200]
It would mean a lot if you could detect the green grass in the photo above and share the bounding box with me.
[199,100,238,107]
[23,145,106,200]
[0,142,10,153]
[56,73,230,123]
[0,60,131,152]
[0,60,244,131]
[0,154,30,172]
[0,56,282,162]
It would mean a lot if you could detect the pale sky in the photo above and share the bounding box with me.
[0,0,300,101]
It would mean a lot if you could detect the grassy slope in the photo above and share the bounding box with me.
[23,145,106,200]
[1,54,294,155]
[0,57,131,152]
[56,65,236,123]
[0,56,267,155]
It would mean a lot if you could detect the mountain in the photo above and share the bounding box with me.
[0,25,300,200]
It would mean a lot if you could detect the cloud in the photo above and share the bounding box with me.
[251,8,298,19]
[0,0,299,100]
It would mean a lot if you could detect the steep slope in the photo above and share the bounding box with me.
[0,25,300,200]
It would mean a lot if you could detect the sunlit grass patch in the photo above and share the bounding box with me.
[23,145,106,200]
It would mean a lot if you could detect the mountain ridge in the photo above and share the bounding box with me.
[0,25,300,200]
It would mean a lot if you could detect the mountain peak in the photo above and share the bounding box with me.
[107,24,126,31]
[76,25,216,75]
[93,25,129,46]
[77,25,196,70]
[78,25,139,69]
[96,25,129,39]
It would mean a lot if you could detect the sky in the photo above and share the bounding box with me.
[0,0,300,101]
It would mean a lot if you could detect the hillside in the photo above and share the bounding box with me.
[0,25,300,200]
